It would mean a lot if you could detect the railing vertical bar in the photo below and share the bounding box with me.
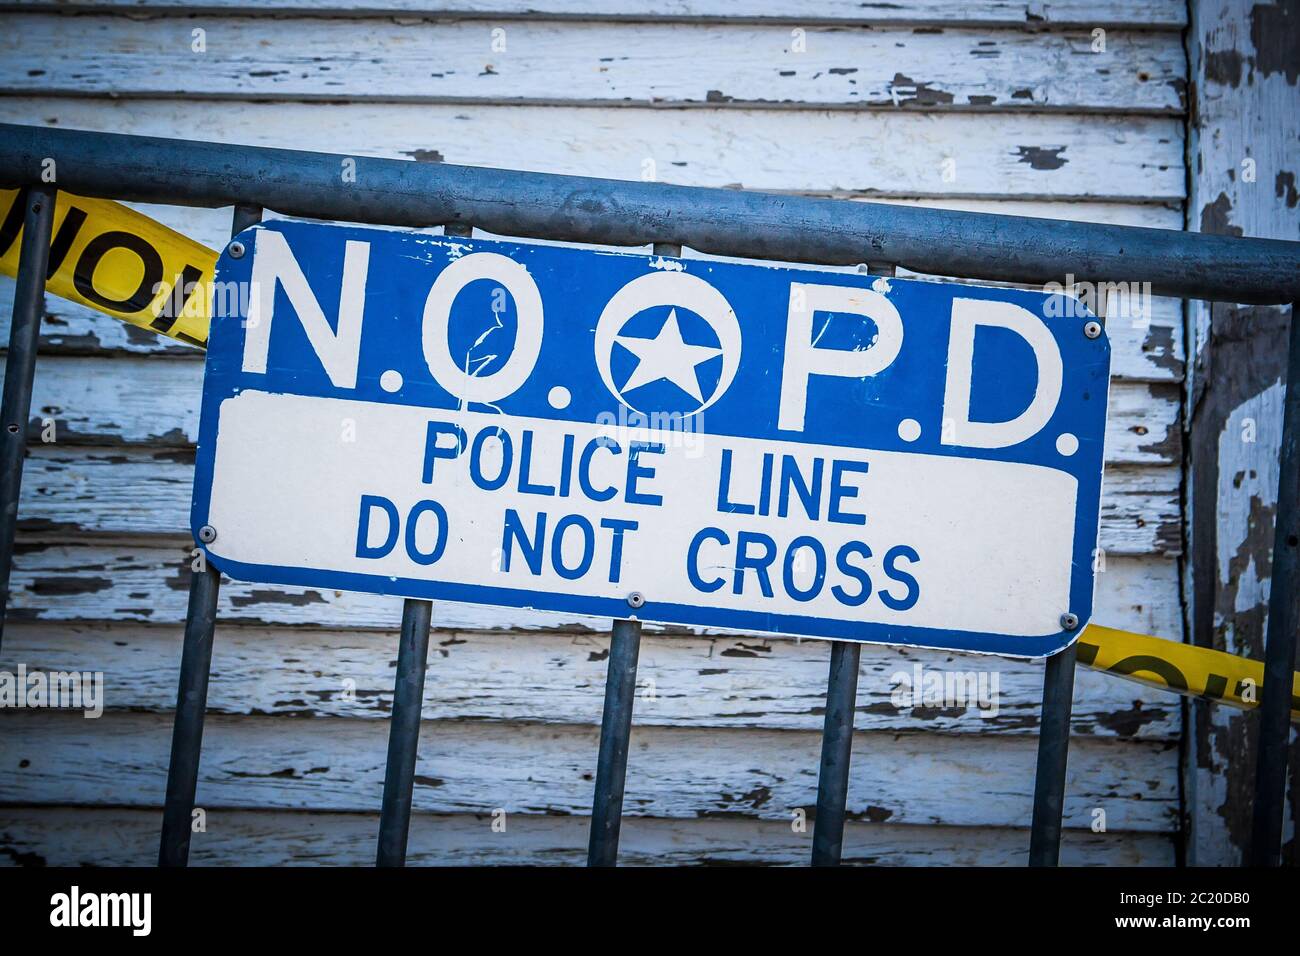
[376,598,434,866]
[588,617,642,866]
[1248,299,1300,867]
[158,560,221,866]
[1027,644,1077,866]
[229,203,263,238]
[371,218,471,866]
[1027,287,1109,868]
[585,237,678,867]
[0,185,55,648]
[809,260,892,867]
[158,202,261,867]
[811,640,862,865]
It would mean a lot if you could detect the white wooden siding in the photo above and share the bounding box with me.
[3,709,1179,827]
[0,0,1188,866]
[1,15,1187,112]
[4,622,1182,737]
[0,807,1176,868]
[14,0,1190,29]
[0,99,1188,199]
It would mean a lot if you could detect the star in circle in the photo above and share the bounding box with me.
[593,270,743,416]
[615,308,723,403]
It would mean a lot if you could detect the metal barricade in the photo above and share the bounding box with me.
[2,123,1297,867]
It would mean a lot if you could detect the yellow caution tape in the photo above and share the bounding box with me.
[2,189,1297,722]
[0,188,217,347]
[1079,625,1300,720]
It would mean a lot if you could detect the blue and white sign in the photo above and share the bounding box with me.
[192,220,1110,657]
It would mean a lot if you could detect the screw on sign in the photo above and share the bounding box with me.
[191,221,1109,658]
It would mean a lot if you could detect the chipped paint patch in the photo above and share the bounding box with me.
[405,148,444,163]
[1250,0,1300,84]
[1204,47,1245,87]
[1199,192,1244,237]
[1015,145,1067,170]
[1215,378,1284,591]
[1277,171,1299,209]
[888,73,955,106]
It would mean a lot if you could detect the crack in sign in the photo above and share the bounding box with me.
[459,297,509,414]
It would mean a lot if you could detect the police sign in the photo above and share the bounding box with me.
[192,221,1109,657]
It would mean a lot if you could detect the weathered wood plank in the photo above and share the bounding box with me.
[14,448,1181,556]
[0,710,1180,829]
[1102,382,1181,465]
[4,0,1190,30]
[0,99,1187,200]
[0,15,1186,113]
[0,805,1176,867]
[0,805,1176,868]
[5,542,1184,639]
[1,620,1180,738]
[8,356,1181,464]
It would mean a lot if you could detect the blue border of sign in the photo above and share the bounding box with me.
[191,222,1109,659]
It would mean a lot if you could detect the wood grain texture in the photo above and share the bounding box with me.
[6,356,1182,464]
[0,709,1180,829]
[0,15,1186,112]
[4,0,1190,30]
[1,620,1180,738]
[5,543,1183,638]
[0,806,1177,868]
[0,98,1188,201]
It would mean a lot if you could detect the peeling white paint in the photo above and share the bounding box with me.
[1215,378,1284,587]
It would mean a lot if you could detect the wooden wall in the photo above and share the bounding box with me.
[1185,0,1299,866]
[0,0,1191,865]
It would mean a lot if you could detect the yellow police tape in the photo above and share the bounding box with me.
[0,188,216,347]
[1079,626,1300,720]
[3,189,1298,720]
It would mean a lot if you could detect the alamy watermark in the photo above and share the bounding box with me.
[0,663,103,718]
[1042,274,1152,328]
[889,662,1000,718]
[594,404,706,457]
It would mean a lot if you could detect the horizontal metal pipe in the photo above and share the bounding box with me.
[2,123,1298,304]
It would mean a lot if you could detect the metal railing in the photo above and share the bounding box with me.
[2,122,1298,867]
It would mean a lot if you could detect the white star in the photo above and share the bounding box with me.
[615,308,723,403]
